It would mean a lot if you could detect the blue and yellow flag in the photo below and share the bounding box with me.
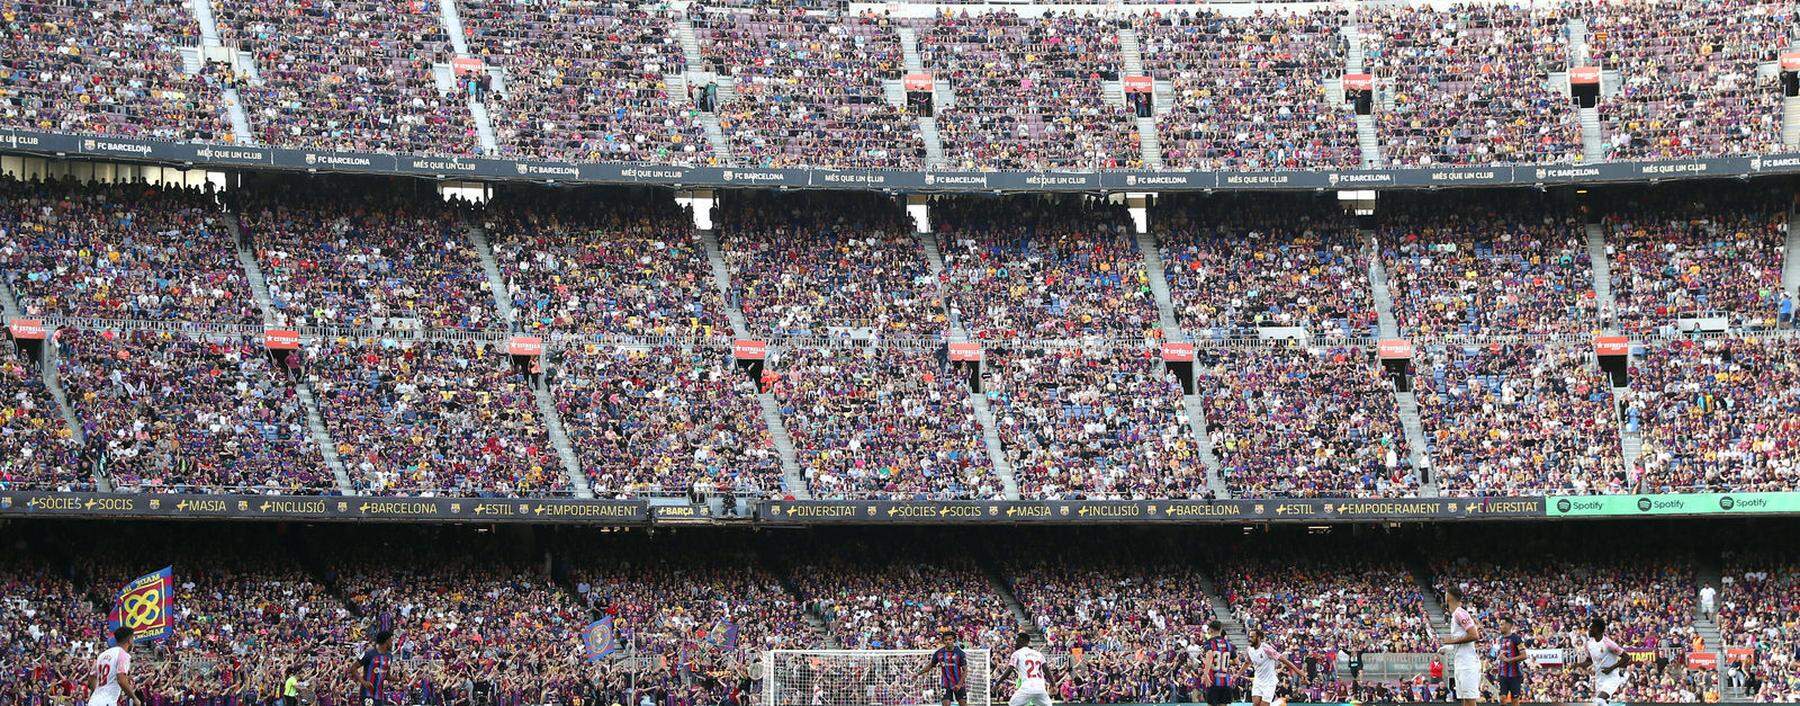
[107,566,174,644]
[705,619,739,650]
[581,617,618,662]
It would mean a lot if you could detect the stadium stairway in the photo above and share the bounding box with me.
[0,267,21,322]
[1784,200,1800,296]
[975,548,1046,645]
[1693,561,1724,654]
[432,0,500,155]
[1785,96,1800,151]
[1405,558,1450,640]
[1192,571,1250,650]
[1132,231,1228,497]
[700,229,809,498]
[1579,107,1606,164]
[1566,18,1591,67]
[1363,234,1437,494]
[894,28,947,169]
[915,232,1021,499]
[1584,222,1618,328]
[42,340,104,490]
[1117,29,1165,169]
[182,0,257,145]
[464,221,515,326]
[531,381,593,499]
[759,546,844,648]
[224,210,357,492]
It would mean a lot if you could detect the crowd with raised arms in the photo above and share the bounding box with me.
[917,11,1140,171]
[772,345,996,499]
[1223,553,1435,667]
[697,9,922,169]
[788,540,1019,650]
[1362,3,1580,167]
[1199,344,1417,498]
[986,346,1204,499]
[1006,541,1217,659]
[716,193,944,338]
[239,181,496,331]
[217,0,477,155]
[483,189,728,336]
[0,178,257,324]
[1628,335,1800,494]
[308,339,563,497]
[461,0,709,165]
[0,0,231,142]
[0,338,87,491]
[1378,193,1597,336]
[1588,0,1791,161]
[1136,8,1360,170]
[1602,189,1788,332]
[1153,194,1376,338]
[55,330,326,495]
[553,344,780,498]
[939,198,1156,340]
[1414,343,1625,497]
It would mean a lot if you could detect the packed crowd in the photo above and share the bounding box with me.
[1198,344,1418,498]
[1153,194,1376,338]
[1362,4,1580,167]
[986,346,1204,499]
[1588,0,1790,160]
[717,193,943,338]
[239,181,497,330]
[1137,8,1361,170]
[771,345,997,499]
[1414,343,1626,497]
[1223,551,1435,666]
[0,338,86,491]
[1006,540,1217,658]
[483,189,729,336]
[218,0,477,155]
[1378,193,1597,336]
[917,11,1140,171]
[1627,335,1800,494]
[1716,550,1800,701]
[1602,189,1788,331]
[788,539,1019,650]
[1433,542,1703,702]
[0,0,231,142]
[462,0,710,164]
[553,343,781,498]
[0,179,258,324]
[308,339,566,497]
[0,541,105,704]
[938,198,1157,340]
[56,329,329,494]
[698,9,922,169]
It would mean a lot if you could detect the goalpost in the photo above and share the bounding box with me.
[764,649,993,706]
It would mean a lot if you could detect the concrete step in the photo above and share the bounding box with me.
[532,381,593,498]
[40,343,105,491]
[1407,561,1451,638]
[431,63,456,95]
[1365,231,1400,339]
[1356,114,1383,169]
[1395,390,1435,494]
[1366,237,1433,491]
[674,18,705,70]
[1343,24,1366,74]
[234,51,260,82]
[436,0,470,56]
[1194,572,1251,650]
[221,87,256,145]
[1785,96,1800,151]
[882,78,907,108]
[700,115,734,165]
[1134,231,1183,339]
[1585,222,1618,328]
[178,47,204,75]
[1566,18,1590,67]
[465,221,514,326]
[0,269,22,321]
[1118,28,1144,77]
[698,230,751,339]
[757,392,808,499]
[294,381,354,493]
[968,394,1019,499]
[225,212,277,323]
[1134,116,1164,170]
[1617,385,1644,482]
[895,27,925,74]
[978,554,1042,640]
[918,117,945,169]
[189,0,220,46]
[1580,106,1605,163]
[1784,201,1800,296]
[1182,394,1227,498]
[468,95,499,156]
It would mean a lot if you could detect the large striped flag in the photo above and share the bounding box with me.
[581,617,619,662]
[107,566,174,644]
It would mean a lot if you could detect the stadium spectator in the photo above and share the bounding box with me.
[1603,189,1787,332]
[0,337,87,491]
[1627,336,1800,494]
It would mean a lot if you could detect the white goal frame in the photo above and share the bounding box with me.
[764,649,993,706]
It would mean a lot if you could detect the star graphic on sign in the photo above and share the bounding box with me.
[260,501,273,512]
[84,499,97,510]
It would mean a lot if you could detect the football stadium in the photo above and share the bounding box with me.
[1,0,1798,703]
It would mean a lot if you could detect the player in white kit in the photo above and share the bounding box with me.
[1246,630,1302,706]
[999,632,1055,706]
[1440,586,1483,706]
[1576,617,1630,706]
[87,627,138,706]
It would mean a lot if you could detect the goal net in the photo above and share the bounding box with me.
[764,649,992,706]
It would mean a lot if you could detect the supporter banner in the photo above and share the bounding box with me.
[1545,492,1800,517]
[734,339,768,360]
[10,129,1800,193]
[0,491,648,524]
[759,496,1546,524]
[8,318,47,340]
[108,566,175,644]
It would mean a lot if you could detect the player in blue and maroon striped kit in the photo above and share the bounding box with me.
[916,627,969,706]
[1495,618,1527,703]
[348,629,397,705]
[1201,620,1239,706]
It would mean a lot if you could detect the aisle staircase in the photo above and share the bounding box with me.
[896,27,946,169]
[700,230,807,498]
[1364,235,1435,493]
[1,275,102,489]
[431,0,499,155]
[225,212,354,493]
[1342,24,1384,168]
[1566,18,1591,67]
[1117,28,1165,169]
[1585,222,1618,327]
[1785,96,1800,151]
[533,384,594,499]
[1195,572,1250,650]
[1133,231,1227,497]
[1407,560,1451,639]
[977,552,1044,642]
[1784,203,1800,296]
[1693,561,1724,654]
[465,221,514,327]
[917,233,1019,499]
[183,0,255,144]
[1580,107,1606,164]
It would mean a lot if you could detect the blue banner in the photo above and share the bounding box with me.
[582,617,618,662]
[107,566,174,644]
